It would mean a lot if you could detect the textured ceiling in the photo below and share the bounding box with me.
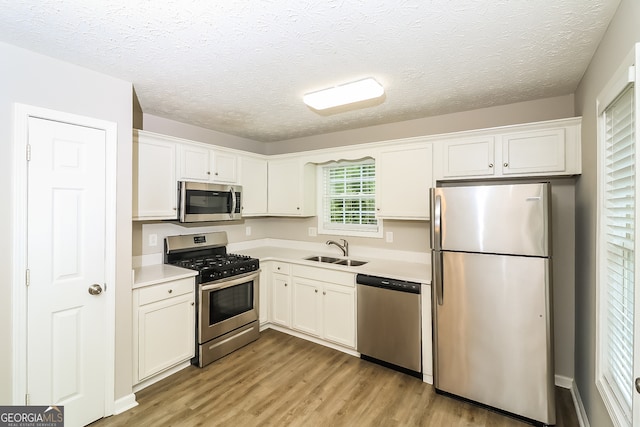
[0,0,621,142]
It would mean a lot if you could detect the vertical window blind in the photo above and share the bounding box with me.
[603,84,635,424]
[322,161,377,232]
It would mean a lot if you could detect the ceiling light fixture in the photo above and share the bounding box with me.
[303,77,384,110]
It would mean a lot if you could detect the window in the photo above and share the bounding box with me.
[596,48,637,427]
[318,160,381,237]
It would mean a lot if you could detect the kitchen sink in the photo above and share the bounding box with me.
[334,259,368,267]
[304,255,342,263]
[304,256,368,267]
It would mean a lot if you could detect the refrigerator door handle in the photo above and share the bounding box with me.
[431,190,442,251]
[434,250,444,305]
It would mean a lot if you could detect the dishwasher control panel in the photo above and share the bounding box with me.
[356,274,421,294]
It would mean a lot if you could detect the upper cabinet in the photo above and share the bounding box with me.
[376,144,433,220]
[178,142,237,183]
[133,131,178,221]
[267,159,316,216]
[433,118,581,181]
[439,136,496,178]
[239,155,268,216]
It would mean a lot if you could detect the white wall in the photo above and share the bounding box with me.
[574,0,640,425]
[0,42,133,404]
[267,94,575,154]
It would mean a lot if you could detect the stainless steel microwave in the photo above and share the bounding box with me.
[179,181,242,222]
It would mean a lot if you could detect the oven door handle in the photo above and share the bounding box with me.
[200,270,261,292]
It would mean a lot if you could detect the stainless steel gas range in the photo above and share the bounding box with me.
[164,232,260,367]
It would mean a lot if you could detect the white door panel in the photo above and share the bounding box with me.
[27,117,107,426]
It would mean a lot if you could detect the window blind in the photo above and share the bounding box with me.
[322,161,377,232]
[603,84,635,424]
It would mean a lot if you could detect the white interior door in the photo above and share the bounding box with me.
[26,117,108,426]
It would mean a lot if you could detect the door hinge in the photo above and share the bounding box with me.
[26,144,31,161]
[25,393,30,405]
[26,269,30,287]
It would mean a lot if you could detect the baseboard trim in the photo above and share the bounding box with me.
[555,374,573,389]
[570,381,590,427]
[553,375,589,427]
[113,393,138,415]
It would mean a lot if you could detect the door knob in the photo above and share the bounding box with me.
[636,377,640,394]
[88,284,103,295]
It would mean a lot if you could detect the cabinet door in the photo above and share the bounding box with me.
[268,159,300,215]
[322,283,355,348]
[133,136,178,220]
[179,144,211,181]
[501,128,566,175]
[268,160,316,216]
[271,273,291,327]
[258,265,269,325]
[292,278,322,337]
[442,137,496,178]
[137,293,195,381]
[377,145,432,219]
[240,156,268,215]
[211,151,237,183]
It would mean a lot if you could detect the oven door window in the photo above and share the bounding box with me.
[186,189,231,215]
[209,281,254,324]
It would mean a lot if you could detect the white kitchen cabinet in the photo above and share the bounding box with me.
[500,128,567,175]
[292,277,322,337]
[258,262,270,326]
[270,262,292,328]
[132,131,178,220]
[267,159,316,216]
[291,264,356,348]
[440,136,496,178]
[376,145,433,220]
[433,118,581,181]
[133,277,195,383]
[178,142,238,183]
[239,155,268,216]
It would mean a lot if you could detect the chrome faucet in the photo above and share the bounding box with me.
[326,239,349,257]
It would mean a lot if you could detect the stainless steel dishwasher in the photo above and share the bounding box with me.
[356,274,422,377]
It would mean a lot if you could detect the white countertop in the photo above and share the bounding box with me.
[235,246,431,285]
[133,264,198,289]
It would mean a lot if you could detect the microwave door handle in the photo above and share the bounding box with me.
[230,187,236,218]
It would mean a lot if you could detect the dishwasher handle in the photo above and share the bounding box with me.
[356,274,421,294]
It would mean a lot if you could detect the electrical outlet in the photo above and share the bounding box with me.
[148,233,158,247]
[308,227,317,237]
[386,231,393,243]
[246,226,252,236]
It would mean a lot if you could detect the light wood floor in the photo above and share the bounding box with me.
[92,329,579,426]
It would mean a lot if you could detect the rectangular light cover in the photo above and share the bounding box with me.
[303,78,384,110]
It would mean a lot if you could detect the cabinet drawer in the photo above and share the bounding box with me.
[272,261,291,275]
[138,278,194,306]
[291,265,355,287]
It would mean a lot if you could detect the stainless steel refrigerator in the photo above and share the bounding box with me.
[430,182,555,425]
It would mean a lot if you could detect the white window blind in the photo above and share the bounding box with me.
[602,84,635,424]
[321,161,378,234]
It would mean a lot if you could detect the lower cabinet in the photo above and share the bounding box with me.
[270,262,292,328]
[291,265,356,348]
[133,277,195,384]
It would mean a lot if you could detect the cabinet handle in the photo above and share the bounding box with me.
[191,302,195,306]
[488,163,494,168]
[504,162,509,167]
[323,291,326,295]
[168,289,173,294]
[284,283,288,287]
[215,172,219,176]
[207,171,211,175]
[315,289,318,293]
